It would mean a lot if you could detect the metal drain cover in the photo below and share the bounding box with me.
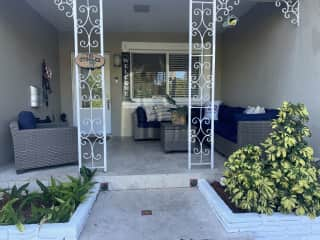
[141,210,152,216]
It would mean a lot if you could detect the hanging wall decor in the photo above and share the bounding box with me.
[42,60,52,107]
[122,52,131,101]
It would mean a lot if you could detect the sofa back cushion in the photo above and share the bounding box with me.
[136,107,147,124]
[234,109,279,122]
[18,111,36,130]
[218,105,245,123]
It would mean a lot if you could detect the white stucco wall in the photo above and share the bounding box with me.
[0,0,60,165]
[221,1,320,157]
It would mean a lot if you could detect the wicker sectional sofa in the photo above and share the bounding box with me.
[214,120,273,157]
[213,105,278,157]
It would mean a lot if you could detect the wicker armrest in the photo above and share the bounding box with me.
[237,121,272,147]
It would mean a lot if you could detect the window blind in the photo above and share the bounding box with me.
[168,54,199,98]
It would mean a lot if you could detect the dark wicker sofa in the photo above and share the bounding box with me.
[192,105,278,157]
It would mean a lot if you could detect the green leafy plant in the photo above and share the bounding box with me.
[0,169,97,231]
[80,166,97,183]
[0,199,24,231]
[223,102,320,218]
[224,145,276,214]
[165,95,188,125]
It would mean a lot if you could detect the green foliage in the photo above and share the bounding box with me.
[0,169,96,231]
[223,102,320,218]
[224,145,276,214]
[165,94,188,117]
[80,166,97,183]
[0,199,24,231]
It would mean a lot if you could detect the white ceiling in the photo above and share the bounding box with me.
[25,0,259,33]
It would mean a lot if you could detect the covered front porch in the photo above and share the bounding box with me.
[3,0,308,182]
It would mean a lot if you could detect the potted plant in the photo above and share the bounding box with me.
[165,95,188,125]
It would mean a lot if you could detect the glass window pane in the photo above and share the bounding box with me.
[169,54,199,98]
[132,54,166,98]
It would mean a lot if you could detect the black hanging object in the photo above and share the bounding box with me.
[42,60,52,107]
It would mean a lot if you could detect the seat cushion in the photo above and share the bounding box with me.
[138,121,160,128]
[214,121,237,143]
[18,111,36,130]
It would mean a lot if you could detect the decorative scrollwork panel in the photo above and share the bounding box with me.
[73,0,106,171]
[275,0,300,26]
[216,0,240,22]
[54,0,73,18]
[189,0,216,169]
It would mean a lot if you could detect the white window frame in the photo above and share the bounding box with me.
[122,42,191,104]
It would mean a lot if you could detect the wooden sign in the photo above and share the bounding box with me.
[75,53,105,69]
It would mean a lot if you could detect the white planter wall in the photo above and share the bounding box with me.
[198,179,320,240]
[0,184,100,240]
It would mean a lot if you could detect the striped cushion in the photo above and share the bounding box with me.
[155,105,171,121]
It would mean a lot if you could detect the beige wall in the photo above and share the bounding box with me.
[221,1,320,156]
[0,0,60,165]
[59,32,223,137]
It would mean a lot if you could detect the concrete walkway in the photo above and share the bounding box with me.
[80,188,252,240]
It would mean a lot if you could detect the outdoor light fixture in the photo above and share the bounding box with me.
[222,15,239,29]
[30,85,40,108]
[113,54,121,67]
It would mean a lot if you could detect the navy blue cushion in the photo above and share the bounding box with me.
[214,121,237,143]
[146,121,161,128]
[136,107,161,128]
[136,107,147,125]
[138,120,161,128]
[218,105,245,123]
[234,109,279,122]
[18,111,36,130]
[266,109,279,119]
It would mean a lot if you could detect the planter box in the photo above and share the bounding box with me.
[198,179,320,240]
[0,183,100,240]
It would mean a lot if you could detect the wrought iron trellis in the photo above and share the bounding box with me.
[188,0,217,169]
[188,0,299,169]
[55,0,107,172]
[275,0,300,26]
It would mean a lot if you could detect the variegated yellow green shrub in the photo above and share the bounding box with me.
[223,102,320,218]
[224,145,276,214]
[262,102,320,218]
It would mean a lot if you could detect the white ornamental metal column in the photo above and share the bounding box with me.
[55,0,107,172]
[188,0,216,169]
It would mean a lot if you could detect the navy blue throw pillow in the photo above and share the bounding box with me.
[18,111,36,130]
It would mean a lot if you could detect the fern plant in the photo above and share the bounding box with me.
[223,102,320,218]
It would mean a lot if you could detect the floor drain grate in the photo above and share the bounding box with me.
[141,210,152,216]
